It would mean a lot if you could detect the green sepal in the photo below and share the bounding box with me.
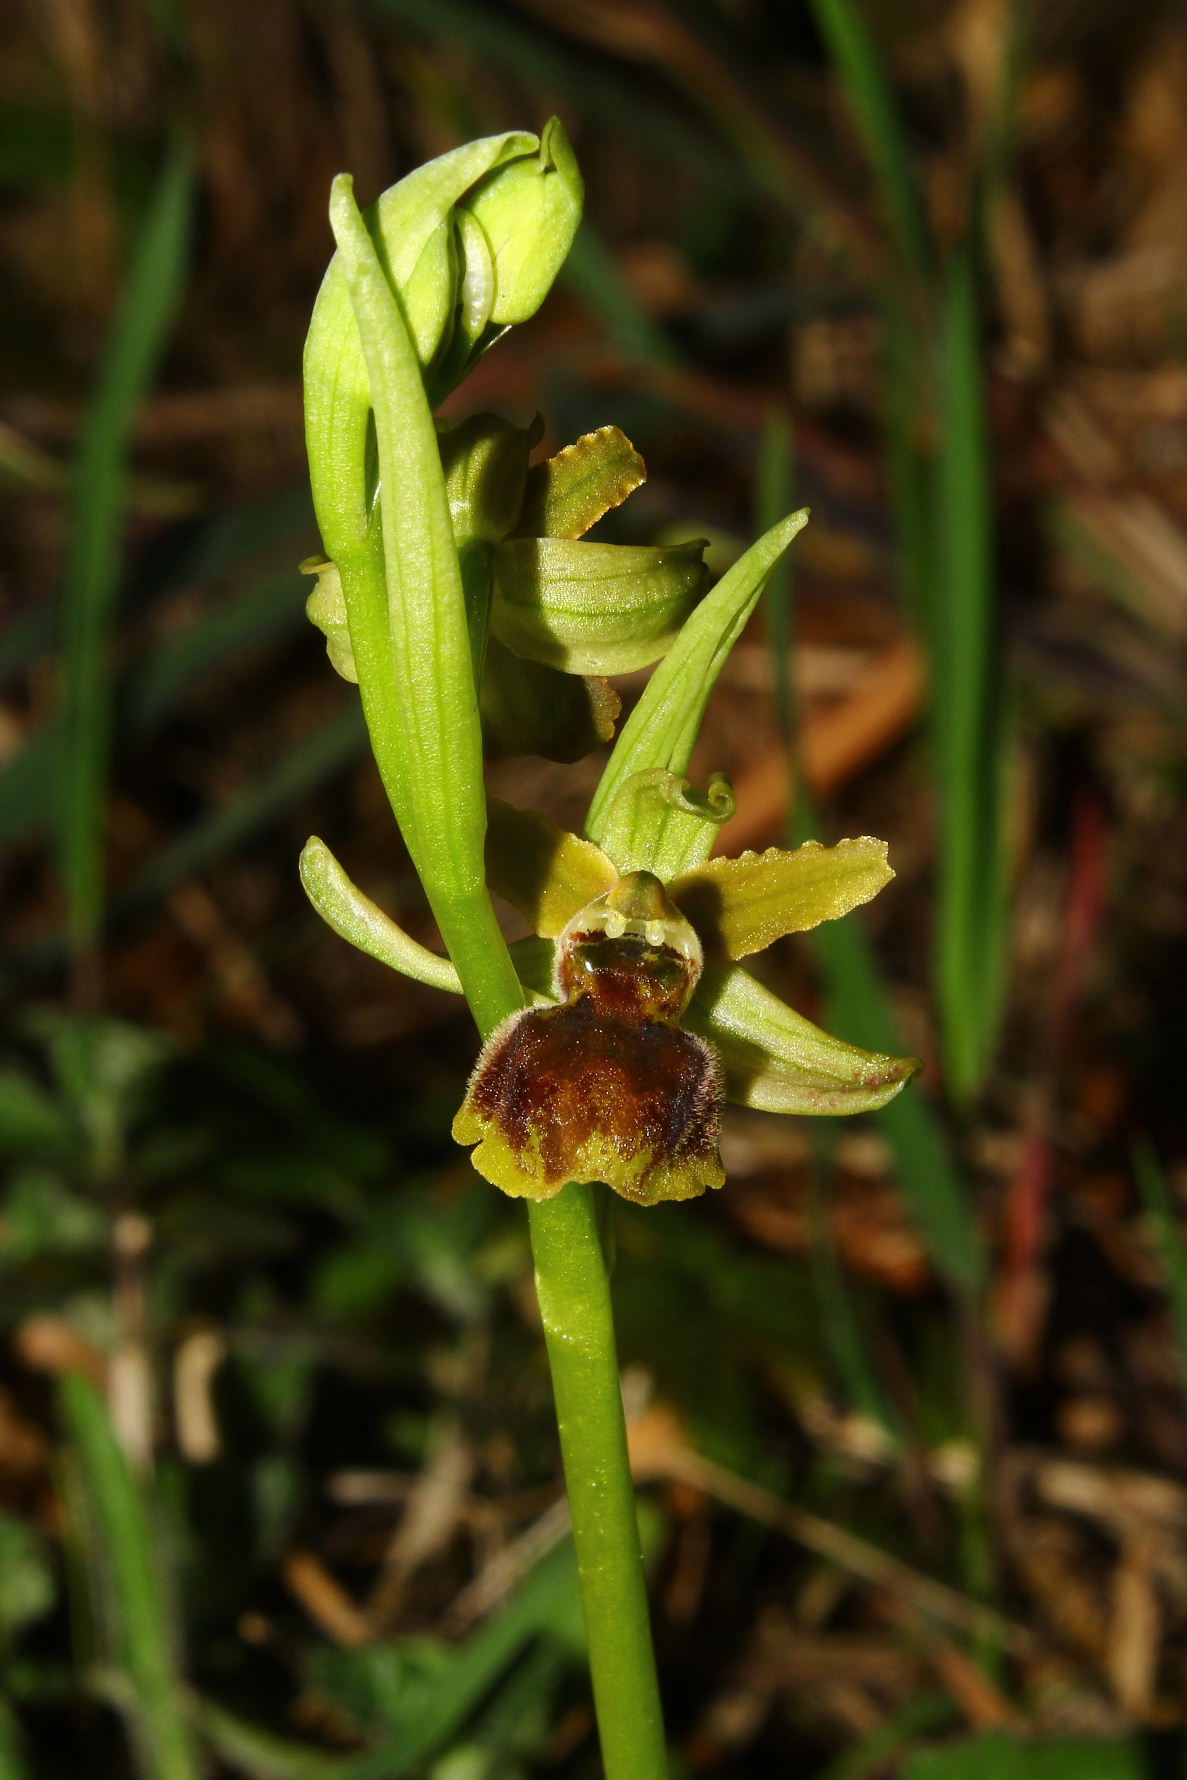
[597,768,735,879]
[688,963,920,1115]
[492,536,708,673]
[458,117,583,326]
[481,636,621,762]
[671,837,895,960]
[300,555,357,684]
[299,838,461,993]
[517,425,646,540]
[585,508,810,853]
[301,836,559,1007]
[485,799,617,937]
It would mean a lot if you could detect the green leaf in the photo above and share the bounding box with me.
[808,0,930,277]
[585,508,809,856]
[688,963,919,1115]
[671,835,894,959]
[517,424,646,539]
[491,536,708,673]
[0,1070,73,1156]
[60,1372,199,1780]
[58,136,193,955]
[0,1512,56,1638]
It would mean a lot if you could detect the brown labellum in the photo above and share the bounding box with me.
[452,872,725,1205]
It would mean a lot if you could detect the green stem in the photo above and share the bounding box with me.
[529,1190,669,1778]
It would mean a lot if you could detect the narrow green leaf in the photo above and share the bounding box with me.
[59,1372,199,1780]
[815,910,983,1294]
[492,535,708,673]
[58,136,192,956]
[690,963,919,1115]
[904,1733,1144,1780]
[585,508,810,853]
[934,249,1004,1101]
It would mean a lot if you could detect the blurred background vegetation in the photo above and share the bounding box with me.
[1,1,1185,1775]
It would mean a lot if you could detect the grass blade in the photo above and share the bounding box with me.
[808,0,930,277]
[934,248,1005,1102]
[57,136,193,964]
[58,1372,199,1780]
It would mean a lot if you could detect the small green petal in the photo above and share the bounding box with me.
[486,799,618,937]
[491,537,708,673]
[688,963,920,1115]
[299,837,462,993]
[671,837,894,960]
[516,425,646,540]
[300,555,358,684]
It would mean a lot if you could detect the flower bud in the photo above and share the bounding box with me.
[458,117,583,326]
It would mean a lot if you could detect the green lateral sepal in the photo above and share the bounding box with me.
[688,963,920,1115]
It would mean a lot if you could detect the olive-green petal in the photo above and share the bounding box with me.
[687,963,919,1115]
[492,536,708,674]
[486,799,618,937]
[670,837,894,960]
[516,425,646,540]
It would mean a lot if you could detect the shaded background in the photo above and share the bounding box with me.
[1,1,1185,1775]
